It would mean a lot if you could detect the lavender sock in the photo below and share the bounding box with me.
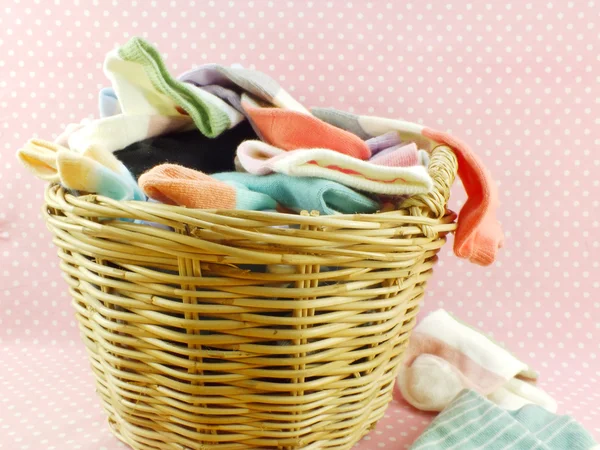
[370,143,403,160]
[370,143,420,167]
[197,84,246,116]
[365,131,402,155]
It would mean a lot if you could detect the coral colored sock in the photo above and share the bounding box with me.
[241,95,371,160]
[308,107,372,140]
[310,107,504,266]
[138,164,276,210]
[422,128,504,266]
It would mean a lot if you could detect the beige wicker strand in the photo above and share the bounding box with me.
[177,226,209,444]
[43,146,458,450]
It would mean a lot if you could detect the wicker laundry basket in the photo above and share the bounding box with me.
[43,145,458,450]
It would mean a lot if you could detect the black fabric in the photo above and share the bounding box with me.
[114,120,257,179]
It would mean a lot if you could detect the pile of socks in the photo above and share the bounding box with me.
[398,310,599,449]
[17,36,505,266]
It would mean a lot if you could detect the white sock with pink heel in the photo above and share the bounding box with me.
[397,309,557,413]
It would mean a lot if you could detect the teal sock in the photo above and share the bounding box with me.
[411,390,598,450]
[212,172,380,215]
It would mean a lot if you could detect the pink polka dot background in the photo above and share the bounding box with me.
[1,1,599,448]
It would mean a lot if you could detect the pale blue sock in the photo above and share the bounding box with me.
[99,87,121,118]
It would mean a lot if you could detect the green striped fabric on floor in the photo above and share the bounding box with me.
[410,390,599,450]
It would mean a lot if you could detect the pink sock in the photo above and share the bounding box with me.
[370,143,419,167]
[397,310,556,413]
[366,131,402,155]
[235,140,432,196]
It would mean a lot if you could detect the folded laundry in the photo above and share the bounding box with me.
[236,140,433,196]
[212,171,380,215]
[114,120,257,179]
[312,107,504,266]
[397,310,556,413]
[410,389,599,450]
[139,164,276,211]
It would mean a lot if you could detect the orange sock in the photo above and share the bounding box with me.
[242,96,371,160]
[422,128,504,266]
[138,164,276,210]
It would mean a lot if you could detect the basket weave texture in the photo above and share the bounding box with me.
[43,146,458,450]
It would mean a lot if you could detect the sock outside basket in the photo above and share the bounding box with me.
[397,309,557,413]
[410,389,599,450]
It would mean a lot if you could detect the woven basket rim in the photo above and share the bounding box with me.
[45,144,458,224]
